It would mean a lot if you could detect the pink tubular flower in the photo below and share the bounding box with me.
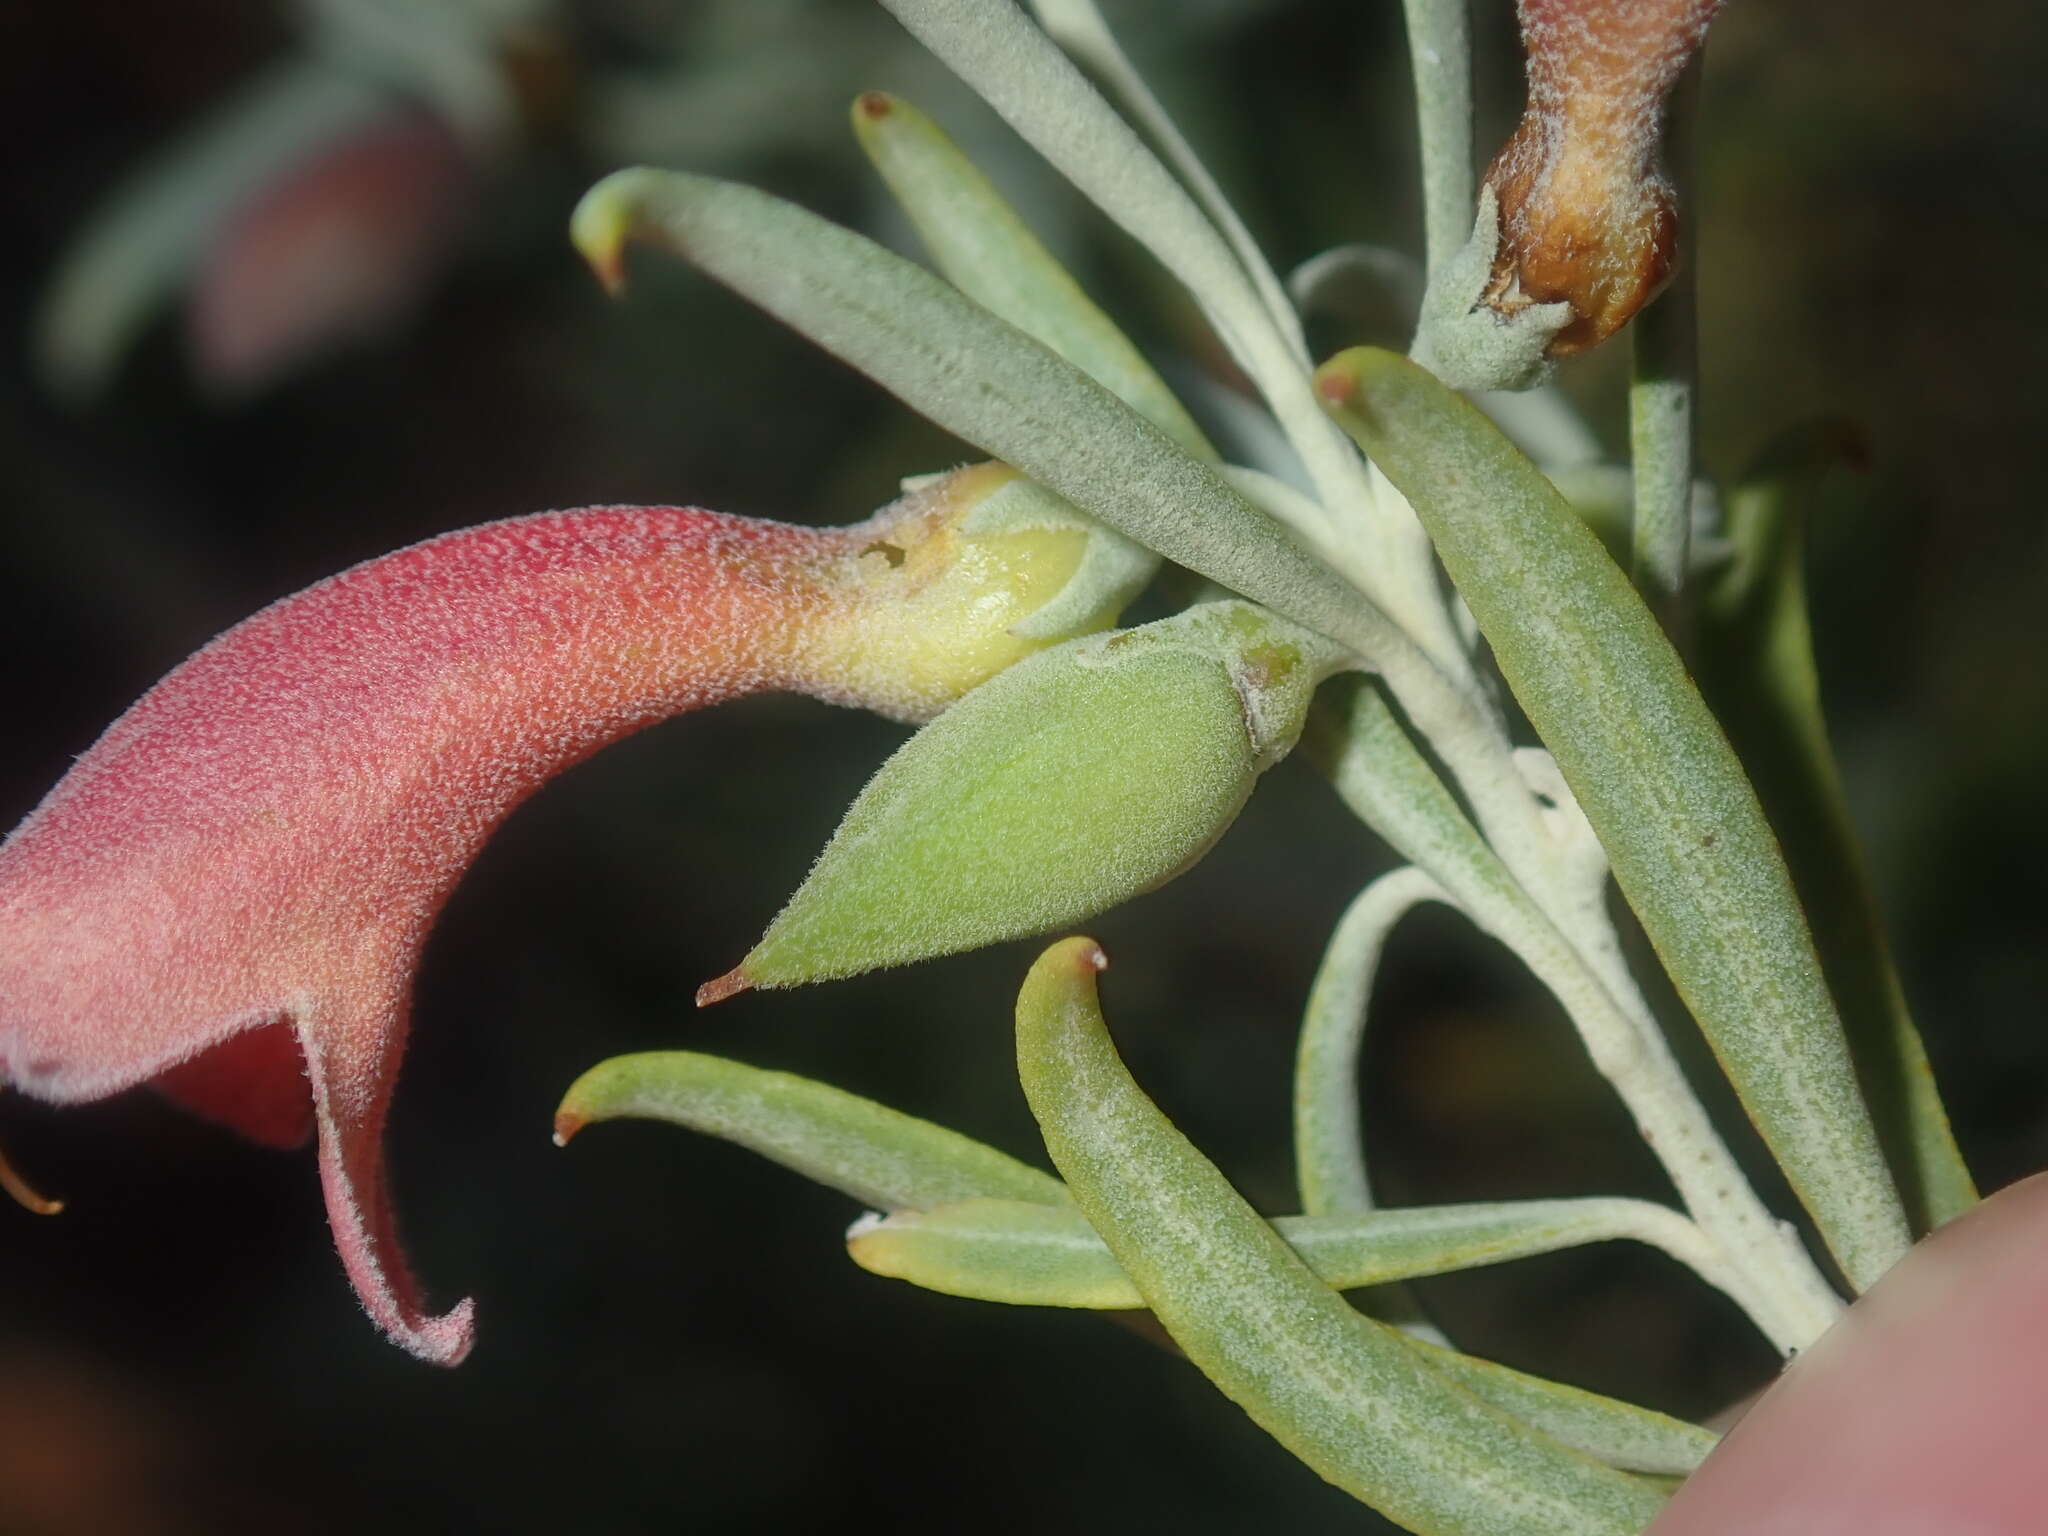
[0,462,1102,1363]
[187,104,474,396]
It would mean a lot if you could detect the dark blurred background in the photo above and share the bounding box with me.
[0,1,2042,1531]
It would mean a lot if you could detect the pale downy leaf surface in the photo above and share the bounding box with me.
[850,1194,1751,1310]
[853,89,1211,458]
[1697,439,1976,1232]
[1015,937,1670,1533]
[570,169,1404,662]
[554,1050,1069,1211]
[1317,347,1910,1291]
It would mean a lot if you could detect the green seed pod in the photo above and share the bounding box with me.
[702,601,1344,1000]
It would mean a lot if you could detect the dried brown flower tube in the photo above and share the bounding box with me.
[1487,0,1723,354]
[1416,0,1725,390]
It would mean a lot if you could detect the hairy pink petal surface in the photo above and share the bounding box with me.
[0,501,913,1364]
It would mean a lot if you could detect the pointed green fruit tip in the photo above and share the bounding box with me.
[695,966,752,1008]
[733,603,1318,994]
[853,90,896,125]
[550,1110,584,1149]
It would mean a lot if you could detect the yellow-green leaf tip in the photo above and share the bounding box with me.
[1311,346,1404,413]
[1041,936,1109,986]
[852,90,899,129]
[569,170,649,297]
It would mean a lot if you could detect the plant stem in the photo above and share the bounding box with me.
[1400,0,1475,281]
[1628,65,1702,630]
[1346,651,1845,1352]
[1628,279,1695,622]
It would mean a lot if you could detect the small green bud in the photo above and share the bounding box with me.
[701,601,1343,1000]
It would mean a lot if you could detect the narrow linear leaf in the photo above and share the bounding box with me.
[851,90,1212,459]
[1317,347,1910,1291]
[554,1050,1069,1211]
[1026,0,1310,361]
[851,1204,1713,1476]
[851,1193,1748,1311]
[1296,867,1446,1219]
[878,0,1298,383]
[1697,432,1976,1231]
[571,169,1404,663]
[1407,1342,1716,1478]
[880,0,1389,547]
[1015,938,1669,1533]
[1295,865,1448,1338]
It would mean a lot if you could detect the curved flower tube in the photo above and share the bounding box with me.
[0,462,1113,1364]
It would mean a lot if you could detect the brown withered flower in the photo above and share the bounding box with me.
[1418,0,1726,391]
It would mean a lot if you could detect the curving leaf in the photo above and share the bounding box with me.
[852,90,1211,459]
[1295,867,1447,1220]
[850,1192,1757,1311]
[570,168,1405,664]
[554,1051,1069,1212]
[1316,347,1910,1291]
[1697,430,1976,1232]
[1014,937,1670,1532]
[1406,1342,1716,1478]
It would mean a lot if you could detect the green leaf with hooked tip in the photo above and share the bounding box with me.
[1697,428,1976,1233]
[712,602,1336,998]
[1015,937,1671,1531]
[1317,346,1910,1292]
[850,1193,1750,1310]
[557,1047,1714,1479]
[852,90,1211,460]
[569,168,1403,663]
[554,1050,1068,1211]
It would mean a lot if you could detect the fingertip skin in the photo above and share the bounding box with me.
[1651,1173,2048,1534]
